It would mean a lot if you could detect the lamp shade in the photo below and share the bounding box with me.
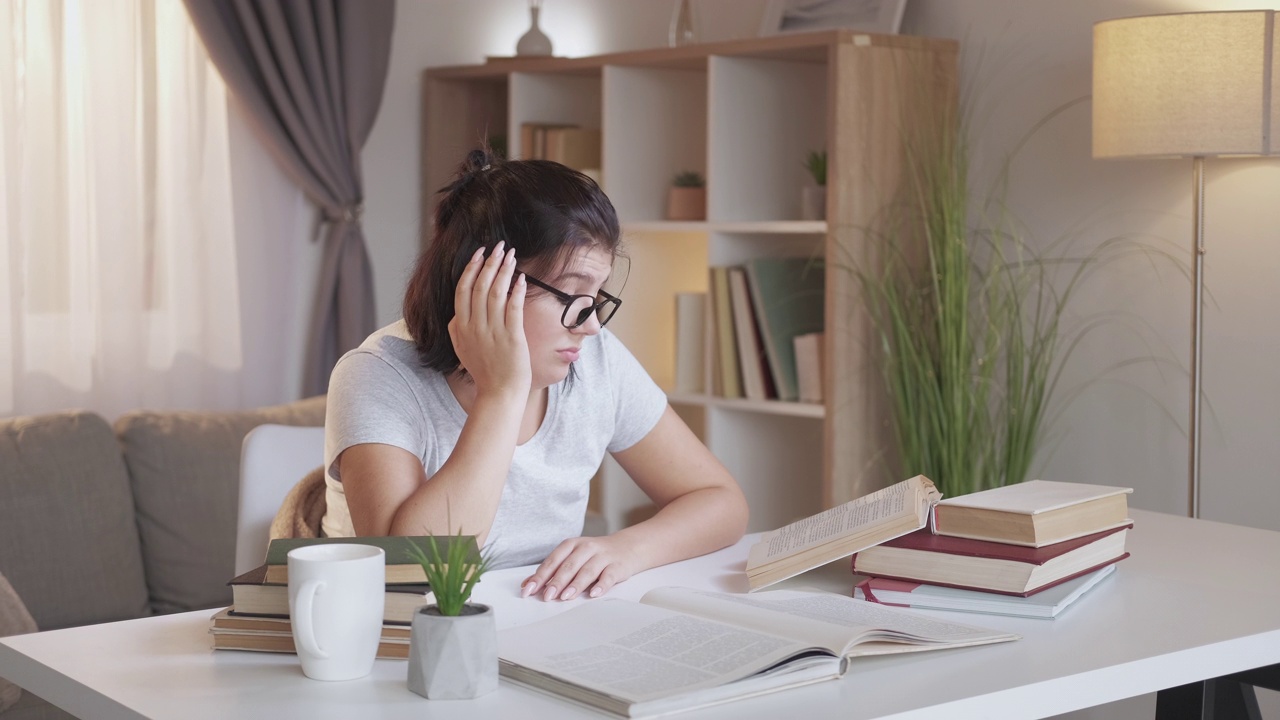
[1093,11,1280,158]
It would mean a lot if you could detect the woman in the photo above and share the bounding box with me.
[323,148,748,601]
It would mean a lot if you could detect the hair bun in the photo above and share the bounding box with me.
[463,148,495,176]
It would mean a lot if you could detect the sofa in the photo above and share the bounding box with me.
[0,396,327,720]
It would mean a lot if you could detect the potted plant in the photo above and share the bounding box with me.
[405,530,495,699]
[801,150,826,220]
[666,170,706,220]
[856,93,1170,499]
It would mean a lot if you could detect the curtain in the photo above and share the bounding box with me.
[182,0,395,395]
[0,0,244,419]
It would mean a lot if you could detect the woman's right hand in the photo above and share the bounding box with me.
[449,240,531,398]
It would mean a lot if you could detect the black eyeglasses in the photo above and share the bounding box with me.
[523,275,622,329]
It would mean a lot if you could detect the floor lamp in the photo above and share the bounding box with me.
[1092,11,1277,518]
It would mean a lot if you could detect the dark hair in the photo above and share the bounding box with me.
[404,147,622,373]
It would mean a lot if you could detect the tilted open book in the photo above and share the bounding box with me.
[498,586,1017,718]
[746,475,941,590]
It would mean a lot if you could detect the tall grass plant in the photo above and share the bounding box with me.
[857,90,1175,498]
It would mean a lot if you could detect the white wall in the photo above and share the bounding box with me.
[900,0,1280,536]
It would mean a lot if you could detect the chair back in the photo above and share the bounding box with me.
[235,424,325,575]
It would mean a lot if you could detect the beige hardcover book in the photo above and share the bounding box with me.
[208,608,411,659]
[710,267,741,398]
[932,480,1133,547]
[745,475,941,591]
[728,267,770,401]
[794,332,823,403]
[498,586,1016,718]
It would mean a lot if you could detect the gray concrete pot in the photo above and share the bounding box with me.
[406,603,498,700]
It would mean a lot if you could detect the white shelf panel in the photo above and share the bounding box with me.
[668,393,825,418]
[624,221,827,234]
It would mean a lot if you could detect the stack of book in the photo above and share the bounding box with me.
[208,536,468,659]
[850,480,1133,619]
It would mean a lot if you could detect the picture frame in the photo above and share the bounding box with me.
[758,0,908,37]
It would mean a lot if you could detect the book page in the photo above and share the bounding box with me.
[497,599,831,705]
[747,475,939,569]
[643,587,1018,657]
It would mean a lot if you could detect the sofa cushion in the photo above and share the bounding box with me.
[0,572,38,713]
[115,396,326,614]
[0,413,151,631]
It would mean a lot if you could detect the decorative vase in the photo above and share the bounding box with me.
[669,0,699,47]
[407,604,498,700]
[516,3,553,57]
[800,185,826,221]
[666,186,706,221]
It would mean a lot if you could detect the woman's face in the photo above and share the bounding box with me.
[522,244,613,389]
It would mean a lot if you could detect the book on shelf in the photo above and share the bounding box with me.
[742,257,825,402]
[851,523,1132,597]
[932,480,1133,547]
[727,267,774,401]
[208,608,410,659]
[673,292,707,395]
[853,563,1117,619]
[745,475,941,591]
[793,332,823,403]
[497,586,1018,718]
[263,535,478,585]
[709,266,741,398]
[228,564,432,625]
[544,126,601,172]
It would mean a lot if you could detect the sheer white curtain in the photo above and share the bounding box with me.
[0,0,246,419]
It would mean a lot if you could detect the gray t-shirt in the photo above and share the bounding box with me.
[322,321,667,568]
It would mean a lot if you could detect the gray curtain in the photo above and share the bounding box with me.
[183,0,395,395]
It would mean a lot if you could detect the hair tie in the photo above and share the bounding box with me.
[481,164,492,171]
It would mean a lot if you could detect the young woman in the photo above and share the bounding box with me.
[322,148,748,601]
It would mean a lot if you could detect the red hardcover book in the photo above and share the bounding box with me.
[851,523,1132,597]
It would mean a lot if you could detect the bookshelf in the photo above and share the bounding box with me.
[422,31,958,533]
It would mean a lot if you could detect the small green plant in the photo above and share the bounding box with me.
[672,170,705,188]
[803,150,827,186]
[406,528,492,617]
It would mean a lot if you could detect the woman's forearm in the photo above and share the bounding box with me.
[611,484,749,572]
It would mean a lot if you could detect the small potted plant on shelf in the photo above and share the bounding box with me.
[667,170,706,221]
[405,529,495,700]
[801,150,827,220]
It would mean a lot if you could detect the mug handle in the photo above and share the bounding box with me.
[293,580,327,659]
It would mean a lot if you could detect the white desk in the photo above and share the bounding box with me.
[2,509,1278,720]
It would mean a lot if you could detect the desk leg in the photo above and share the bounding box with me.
[1154,675,1266,720]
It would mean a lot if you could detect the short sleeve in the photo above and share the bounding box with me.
[601,330,668,453]
[324,350,427,483]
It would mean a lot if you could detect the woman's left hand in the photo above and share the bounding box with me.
[519,535,642,601]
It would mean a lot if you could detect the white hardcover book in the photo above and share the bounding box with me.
[937,480,1133,515]
[853,564,1117,619]
[674,292,707,394]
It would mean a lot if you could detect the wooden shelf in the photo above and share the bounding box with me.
[623,221,827,234]
[422,31,957,533]
[668,393,825,419]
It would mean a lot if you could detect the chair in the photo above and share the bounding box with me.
[235,424,326,575]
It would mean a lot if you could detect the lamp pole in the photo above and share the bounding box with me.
[1188,158,1205,519]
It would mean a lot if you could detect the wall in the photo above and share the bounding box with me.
[900,0,1280,533]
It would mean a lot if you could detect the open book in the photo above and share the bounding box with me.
[498,586,1017,718]
[746,475,941,590]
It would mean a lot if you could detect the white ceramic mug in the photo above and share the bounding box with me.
[287,544,385,681]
